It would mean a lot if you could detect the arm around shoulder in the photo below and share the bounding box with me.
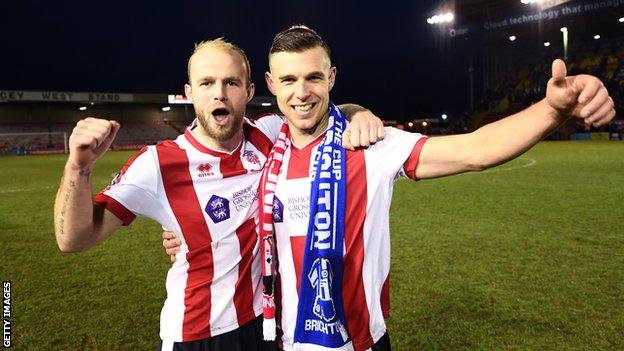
[339,103,386,150]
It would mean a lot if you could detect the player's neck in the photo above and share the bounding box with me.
[288,112,329,149]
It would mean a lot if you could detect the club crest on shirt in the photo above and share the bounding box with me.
[272,196,284,223]
[205,195,230,223]
[197,163,214,177]
[243,150,262,168]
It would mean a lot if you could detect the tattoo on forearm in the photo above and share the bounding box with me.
[58,180,76,236]
[79,169,91,178]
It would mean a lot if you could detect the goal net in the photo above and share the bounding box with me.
[0,132,68,155]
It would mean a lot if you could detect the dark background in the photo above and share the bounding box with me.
[1,0,473,121]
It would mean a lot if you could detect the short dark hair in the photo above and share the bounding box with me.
[269,25,331,59]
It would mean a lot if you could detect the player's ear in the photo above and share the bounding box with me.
[184,83,193,103]
[328,67,337,91]
[246,82,255,103]
[265,72,277,96]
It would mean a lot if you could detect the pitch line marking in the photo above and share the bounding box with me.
[0,185,55,194]
[482,157,537,173]
[458,157,537,177]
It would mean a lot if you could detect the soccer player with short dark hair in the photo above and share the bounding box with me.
[53,37,384,351]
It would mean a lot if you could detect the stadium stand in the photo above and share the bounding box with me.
[470,40,623,139]
[0,94,277,155]
[438,0,622,140]
[0,115,181,155]
[471,42,624,138]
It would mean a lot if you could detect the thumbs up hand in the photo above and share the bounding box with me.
[546,59,615,127]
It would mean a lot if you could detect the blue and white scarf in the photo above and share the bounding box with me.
[293,102,350,350]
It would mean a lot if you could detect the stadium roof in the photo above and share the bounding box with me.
[427,0,560,23]
[430,0,624,49]
[455,0,529,23]
[430,1,621,24]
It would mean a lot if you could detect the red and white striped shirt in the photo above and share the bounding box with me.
[272,127,427,351]
[94,116,282,342]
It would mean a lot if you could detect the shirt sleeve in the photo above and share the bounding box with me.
[249,114,284,143]
[367,127,427,180]
[93,146,160,225]
[402,137,429,180]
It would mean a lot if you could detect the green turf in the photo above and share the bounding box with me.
[1,141,623,350]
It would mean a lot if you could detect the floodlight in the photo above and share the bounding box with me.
[441,114,448,120]
[427,12,454,25]
[261,102,272,106]
[407,122,414,127]
[78,106,87,111]
[619,17,624,23]
[422,121,428,127]
[544,42,551,47]
[594,34,601,40]
[162,106,171,112]
[509,35,517,41]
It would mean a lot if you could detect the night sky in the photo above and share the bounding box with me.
[2,0,473,121]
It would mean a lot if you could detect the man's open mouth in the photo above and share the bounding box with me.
[211,108,231,123]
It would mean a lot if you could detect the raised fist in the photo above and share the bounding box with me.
[67,117,120,170]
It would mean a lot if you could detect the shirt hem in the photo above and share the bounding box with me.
[160,308,262,342]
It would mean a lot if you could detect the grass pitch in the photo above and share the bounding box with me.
[1,141,623,350]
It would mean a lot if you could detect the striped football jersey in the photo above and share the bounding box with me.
[272,127,427,351]
[94,115,282,342]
